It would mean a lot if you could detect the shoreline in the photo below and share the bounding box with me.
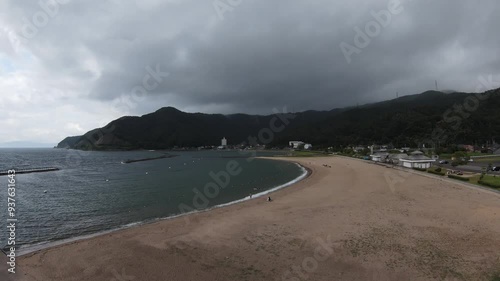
[17,159,310,258]
[17,156,500,280]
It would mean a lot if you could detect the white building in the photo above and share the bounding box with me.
[399,151,435,169]
[388,153,408,165]
[353,146,366,153]
[289,141,305,149]
[400,147,411,153]
[221,137,227,147]
[370,152,389,162]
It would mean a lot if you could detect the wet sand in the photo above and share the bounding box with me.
[15,157,500,280]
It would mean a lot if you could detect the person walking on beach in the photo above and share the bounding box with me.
[267,196,272,202]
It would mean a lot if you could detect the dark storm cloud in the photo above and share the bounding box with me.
[3,0,500,116]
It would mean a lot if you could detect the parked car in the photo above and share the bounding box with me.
[493,166,500,172]
[439,160,449,164]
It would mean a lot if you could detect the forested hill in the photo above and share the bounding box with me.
[57,88,500,150]
[56,107,344,150]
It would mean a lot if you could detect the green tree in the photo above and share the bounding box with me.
[361,148,371,156]
[488,163,493,173]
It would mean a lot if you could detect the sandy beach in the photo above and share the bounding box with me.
[14,156,500,281]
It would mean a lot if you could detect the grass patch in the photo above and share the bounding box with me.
[448,174,470,182]
[428,167,445,176]
[472,156,500,163]
[478,175,500,189]
[440,152,494,159]
[438,153,454,159]
[491,273,500,281]
[468,175,481,185]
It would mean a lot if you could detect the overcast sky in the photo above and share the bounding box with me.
[0,0,499,145]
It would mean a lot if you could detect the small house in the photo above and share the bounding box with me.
[289,141,305,149]
[399,151,435,169]
[370,152,389,162]
[353,146,366,153]
[388,153,408,165]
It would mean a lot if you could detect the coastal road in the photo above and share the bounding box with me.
[437,161,500,174]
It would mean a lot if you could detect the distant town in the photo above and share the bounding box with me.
[203,136,500,189]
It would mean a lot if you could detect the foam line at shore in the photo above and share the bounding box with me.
[18,160,309,257]
[215,162,308,208]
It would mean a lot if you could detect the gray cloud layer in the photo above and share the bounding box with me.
[1,0,499,143]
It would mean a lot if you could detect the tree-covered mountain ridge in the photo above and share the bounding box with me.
[57,88,500,150]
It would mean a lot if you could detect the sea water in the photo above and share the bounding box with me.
[0,149,305,255]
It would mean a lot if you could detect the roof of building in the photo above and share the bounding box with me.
[389,153,408,159]
[371,152,389,157]
[401,153,435,162]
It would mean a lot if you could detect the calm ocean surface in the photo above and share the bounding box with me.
[0,149,305,254]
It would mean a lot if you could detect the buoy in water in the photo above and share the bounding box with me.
[44,190,47,193]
